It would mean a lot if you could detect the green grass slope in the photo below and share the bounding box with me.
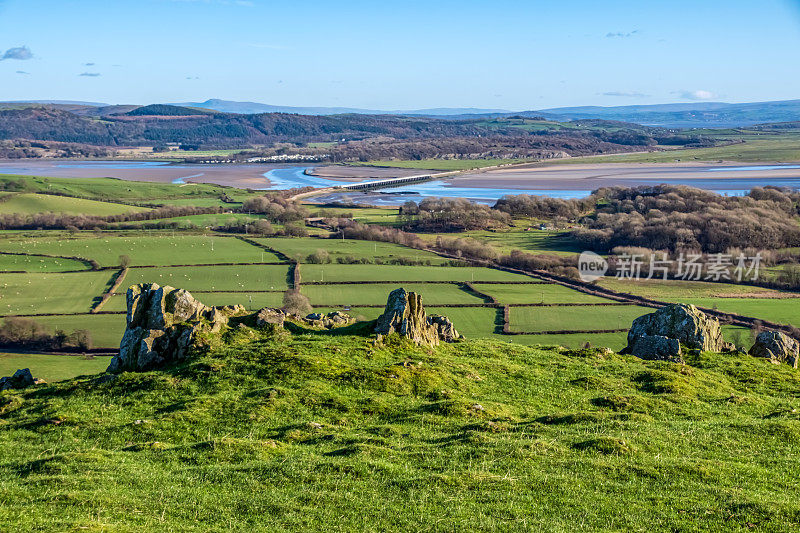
[1,328,799,531]
[0,193,151,216]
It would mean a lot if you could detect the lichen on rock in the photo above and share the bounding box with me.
[749,331,800,368]
[374,288,462,346]
[625,303,734,362]
[108,283,246,373]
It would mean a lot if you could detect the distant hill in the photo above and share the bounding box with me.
[4,98,800,127]
[123,104,217,116]
[528,100,800,128]
[174,99,511,117]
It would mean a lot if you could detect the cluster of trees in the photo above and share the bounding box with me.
[241,196,310,223]
[400,198,511,232]
[571,185,800,253]
[0,317,93,351]
[493,194,592,220]
[0,139,109,159]
[0,106,716,157]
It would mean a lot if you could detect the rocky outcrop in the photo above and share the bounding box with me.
[749,331,800,368]
[0,368,43,390]
[629,335,682,363]
[107,283,246,373]
[255,307,286,327]
[303,311,355,329]
[625,304,734,362]
[374,288,462,346]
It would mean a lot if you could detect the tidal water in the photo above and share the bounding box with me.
[0,160,798,204]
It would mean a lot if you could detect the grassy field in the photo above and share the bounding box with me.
[0,352,112,380]
[451,228,582,255]
[508,305,651,332]
[104,291,285,312]
[597,278,784,299]
[0,174,242,203]
[474,283,614,304]
[555,132,800,164]
[301,283,484,306]
[673,298,800,328]
[256,237,447,264]
[300,264,532,283]
[0,271,114,315]
[29,314,126,348]
[0,193,152,216]
[0,254,87,273]
[308,206,400,225]
[109,212,273,230]
[1,329,799,530]
[0,234,279,266]
[124,265,290,292]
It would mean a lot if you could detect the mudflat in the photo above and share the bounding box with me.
[436,161,800,190]
[0,160,293,189]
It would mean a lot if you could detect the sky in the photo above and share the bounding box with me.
[1,0,799,110]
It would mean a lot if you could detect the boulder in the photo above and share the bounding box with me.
[255,307,286,327]
[107,283,247,373]
[749,331,800,368]
[0,368,41,391]
[629,335,683,363]
[302,311,355,329]
[625,304,732,361]
[374,288,462,346]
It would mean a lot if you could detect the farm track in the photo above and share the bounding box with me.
[92,268,128,313]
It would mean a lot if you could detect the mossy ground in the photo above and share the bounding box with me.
[1,327,800,531]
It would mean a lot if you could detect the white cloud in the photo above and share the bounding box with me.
[79,72,101,77]
[678,90,717,100]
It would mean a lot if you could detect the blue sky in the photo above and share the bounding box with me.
[1,0,799,110]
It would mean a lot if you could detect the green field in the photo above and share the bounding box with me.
[555,132,800,164]
[673,298,800,328]
[124,264,290,292]
[0,352,113,381]
[0,174,242,203]
[300,264,531,283]
[0,254,87,272]
[301,283,484,306]
[0,193,151,216]
[598,278,783,299]
[508,305,652,332]
[104,291,285,312]
[0,235,279,266]
[474,283,614,304]
[2,329,799,530]
[0,271,114,315]
[255,237,447,264]
[30,314,126,348]
[451,228,582,255]
[428,306,500,337]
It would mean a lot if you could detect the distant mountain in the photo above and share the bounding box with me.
[526,100,800,128]
[173,99,511,117]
